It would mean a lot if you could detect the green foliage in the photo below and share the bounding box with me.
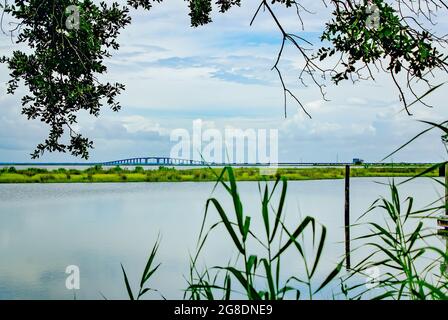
[318,0,444,84]
[121,235,164,300]
[0,165,439,183]
[86,165,103,174]
[188,0,213,26]
[111,166,123,173]
[1,0,131,159]
[134,166,145,173]
[345,181,448,299]
[39,174,55,183]
[158,166,175,171]
[127,0,162,11]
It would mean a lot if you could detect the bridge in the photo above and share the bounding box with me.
[100,157,430,167]
[102,157,208,166]
[101,157,361,166]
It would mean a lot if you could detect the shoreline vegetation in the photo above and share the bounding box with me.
[0,164,440,183]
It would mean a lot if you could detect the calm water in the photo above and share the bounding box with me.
[0,178,445,299]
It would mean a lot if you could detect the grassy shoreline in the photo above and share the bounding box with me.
[0,165,440,183]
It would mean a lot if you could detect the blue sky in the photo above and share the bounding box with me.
[0,0,447,163]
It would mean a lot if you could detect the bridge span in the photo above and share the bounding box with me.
[102,157,208,166]
[101,156,364,167]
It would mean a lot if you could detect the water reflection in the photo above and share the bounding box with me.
[0,178,443,299]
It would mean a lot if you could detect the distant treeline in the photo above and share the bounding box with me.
[0,165,440,183]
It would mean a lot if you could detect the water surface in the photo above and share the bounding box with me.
[0,178,444,299]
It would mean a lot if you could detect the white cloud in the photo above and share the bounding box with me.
[0,1,446,162]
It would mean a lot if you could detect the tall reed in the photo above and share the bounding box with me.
[184,166,342,300]
[344,180,448,299]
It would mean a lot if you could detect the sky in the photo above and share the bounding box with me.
[0,0,447,163]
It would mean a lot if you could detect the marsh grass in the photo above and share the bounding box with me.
[184,166,343,300]
[343,181,448,299]
[120,235,164,300]
[0,165,438,183]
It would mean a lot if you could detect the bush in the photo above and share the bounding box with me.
[28,168,48,174]
[86,165,103,174]
[112,166,123,173]
[69,169,81,175]
[39,174,55,183]
[22,170,35,177]
[135,166,145,173]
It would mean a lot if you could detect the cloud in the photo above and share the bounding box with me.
[0,1,446,162]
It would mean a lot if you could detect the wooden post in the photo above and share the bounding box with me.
[445,163,448,216]
[345,165,351,270]
[444,239,448,276]
[439,165,446,177]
